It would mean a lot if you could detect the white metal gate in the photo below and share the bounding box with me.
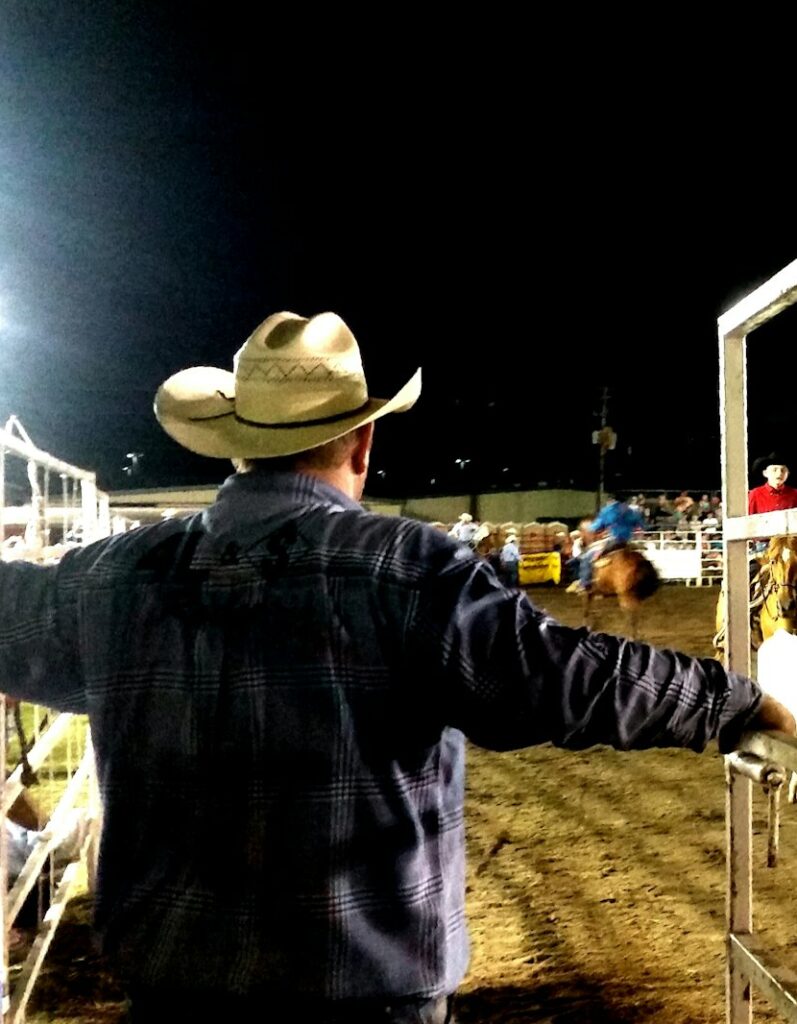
[0,418,108,1022]
[719,259,797,1023]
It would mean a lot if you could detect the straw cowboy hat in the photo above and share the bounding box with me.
[155,311,422,458]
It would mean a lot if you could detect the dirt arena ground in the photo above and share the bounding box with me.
[457,584,797,1024]
[22,584,797,1023]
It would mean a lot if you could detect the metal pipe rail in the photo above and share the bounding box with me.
[0,423,95,482]
[728,731,797,1023]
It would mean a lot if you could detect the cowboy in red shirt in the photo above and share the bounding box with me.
[748,451,797,514]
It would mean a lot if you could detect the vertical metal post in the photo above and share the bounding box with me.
[597,386,609,512]
[0,446,5,548]
[0,697,7,1023]
[80,477,98,545]
[85,731,101,895]
[726,761,753,1023]
[60,474,68,542]
[766,782,781,868]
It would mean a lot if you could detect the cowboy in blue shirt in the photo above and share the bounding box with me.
[570,499,645,593]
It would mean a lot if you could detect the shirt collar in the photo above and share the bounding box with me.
[203,469,362,536]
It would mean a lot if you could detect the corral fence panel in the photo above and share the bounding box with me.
[0,417,112,1022]
[719,258,797,1023]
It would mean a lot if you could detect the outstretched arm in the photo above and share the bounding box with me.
[413,552,775,756]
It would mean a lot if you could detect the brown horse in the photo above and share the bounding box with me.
[713,535,797,655]
[580,546,660,638]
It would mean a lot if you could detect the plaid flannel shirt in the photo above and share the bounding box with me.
[0,470,763,997]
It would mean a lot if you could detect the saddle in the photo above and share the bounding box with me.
[593,539,627,569]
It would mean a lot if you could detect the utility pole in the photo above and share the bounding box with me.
[598,387,608,511]
[593,386,616,513]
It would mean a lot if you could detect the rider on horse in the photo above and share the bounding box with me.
[714,451,797,654]
[748,452,797,634]
[566,498,645,594]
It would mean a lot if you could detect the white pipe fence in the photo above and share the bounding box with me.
[634,527,723,586]
[719,257,797,1023]
[0,417,106,1022]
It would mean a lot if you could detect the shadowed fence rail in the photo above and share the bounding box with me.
[0,418,122,1022]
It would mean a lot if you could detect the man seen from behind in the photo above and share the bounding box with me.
[0,311,793,1023]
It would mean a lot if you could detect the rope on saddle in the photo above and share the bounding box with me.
[713,565,766,653]
[12,701,42,787]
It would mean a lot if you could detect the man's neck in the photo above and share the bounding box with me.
[294,464,364,502]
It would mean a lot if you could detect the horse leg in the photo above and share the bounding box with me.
[619,595,640,640]
[582,591,593,630]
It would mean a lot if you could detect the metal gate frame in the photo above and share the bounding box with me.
[0,419,104,1022]
[720,258,797,1023]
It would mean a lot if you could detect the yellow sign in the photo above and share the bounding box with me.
[519,552,561,586]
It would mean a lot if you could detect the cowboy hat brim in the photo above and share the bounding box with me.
[155,366,422,458]
[752,451,792,475]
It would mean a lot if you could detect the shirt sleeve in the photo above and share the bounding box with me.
[0,558,85,711]
[412,554,762,755]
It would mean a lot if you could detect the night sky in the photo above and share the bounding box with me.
[2,5,797,500]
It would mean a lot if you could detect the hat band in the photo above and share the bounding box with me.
[188,398,372,430]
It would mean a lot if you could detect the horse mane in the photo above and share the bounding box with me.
[767,535,797,560]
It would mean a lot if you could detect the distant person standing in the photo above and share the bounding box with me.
[565,518,593,585]
[499,532,521,588]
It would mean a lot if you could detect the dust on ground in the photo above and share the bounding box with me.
[22,585,797,1023]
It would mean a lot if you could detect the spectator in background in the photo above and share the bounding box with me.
[650,493,673,527]
[673,490,695,519]
[635,494,652,525]
[448,512,481,549]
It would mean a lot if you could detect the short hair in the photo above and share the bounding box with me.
[236,428,361,475]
